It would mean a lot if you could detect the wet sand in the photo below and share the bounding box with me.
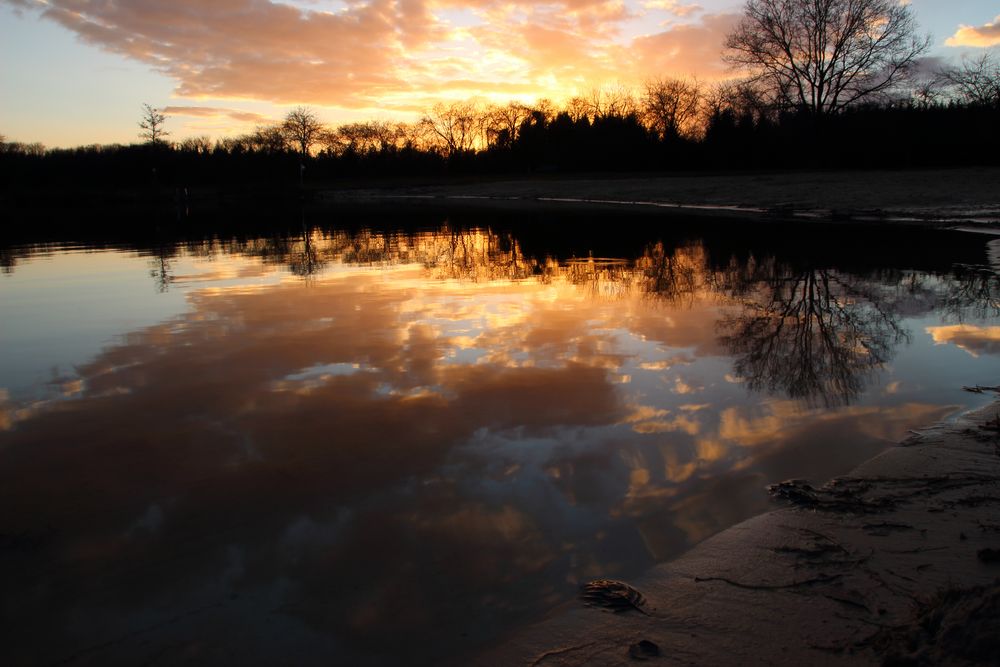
[325,168,1000,225]
[478,401,1000,665]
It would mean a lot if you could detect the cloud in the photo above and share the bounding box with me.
[631,12,740,80]
[926,324,1000,357]
[642,0,702,18]
[162,106,271,123]
[4,0,736,110]
[946,15,1000,48]
[17,0,436,107]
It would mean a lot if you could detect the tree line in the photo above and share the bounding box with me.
[2,0,999,190]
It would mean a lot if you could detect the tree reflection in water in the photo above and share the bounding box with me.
[637,241,704,306]
[2,220,999,665]
[715,264,908,406]
[122,224,1000,406]
[946,263,1000,321]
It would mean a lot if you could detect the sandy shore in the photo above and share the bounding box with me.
[476,401,1000,665]
[325,168,1000,225]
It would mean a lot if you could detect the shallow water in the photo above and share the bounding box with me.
[2,212,999,664]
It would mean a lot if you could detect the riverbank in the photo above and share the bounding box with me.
[479,401,1000,665]
[324,167,1000,227]
[4,167,999,232]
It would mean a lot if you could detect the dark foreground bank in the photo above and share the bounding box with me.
[481,400,1000,666]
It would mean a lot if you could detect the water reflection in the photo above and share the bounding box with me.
[717,267,908,406]
[945,263,1000,320]
[1,220,999,665]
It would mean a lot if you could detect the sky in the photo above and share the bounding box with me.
[1,0,998,147]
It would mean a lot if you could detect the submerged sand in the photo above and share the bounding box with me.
[478,402,1000,665]
[326,167,1000,225]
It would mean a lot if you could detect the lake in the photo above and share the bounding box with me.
[2,208,999,665]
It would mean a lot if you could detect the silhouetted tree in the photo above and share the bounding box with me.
[938,52,1000,106]
[584,84,640,121]
[724,0,929,116]
[484,102,532,149]
[282,107,324,157]
[421,101,484,157]
[704,78,775,126]
[642,77,702,139]
[178,136,212,155]
[139,103,169,144]
[326,120,408,156]
[250,124,290,154]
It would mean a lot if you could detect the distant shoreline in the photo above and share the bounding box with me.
[3,167,998,243]
[321,167,1000,227]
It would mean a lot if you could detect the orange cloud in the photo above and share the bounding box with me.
[926,324,1000,357]
[946,15,1000,48]
[642,1,703,18]
[162,106,272,123]
[7,0,737,110]
[631,12,740,80]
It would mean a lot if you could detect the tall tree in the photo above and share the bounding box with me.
[138,103,169,144]
[282,107,324,157]
[723,0,929,116]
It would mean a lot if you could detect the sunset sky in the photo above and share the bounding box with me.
[2,0,998,147]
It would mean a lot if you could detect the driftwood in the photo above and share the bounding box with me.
[580,579,649,614]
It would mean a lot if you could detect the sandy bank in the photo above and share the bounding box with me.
[325,168,1000,226]
[479,402,1000,666]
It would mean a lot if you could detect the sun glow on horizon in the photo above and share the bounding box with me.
[1,0,998,145]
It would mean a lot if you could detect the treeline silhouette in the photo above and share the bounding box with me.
[2,84,998,194]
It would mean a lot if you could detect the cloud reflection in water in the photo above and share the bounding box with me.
[1,226,997,664]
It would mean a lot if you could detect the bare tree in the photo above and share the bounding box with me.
[327,120,408,155]
[483,102,532,149]
[282,106,325,157]
[139,103,169,144]
[565,96,591,122]
[938,51,1000,106]
[0,140,46,156]
[703,78,775,126]
[178,136,213,154]
[724,0,929,115]
[642,77,702,139]
[584,84,640,120]
[248,124,289,154]
[420,101,484,157]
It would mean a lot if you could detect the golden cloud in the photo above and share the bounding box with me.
[642,1,703,18]
[946,15,1000,48]
[926,324,1000,357]
[162,106,272,123]
[7,0,738,110]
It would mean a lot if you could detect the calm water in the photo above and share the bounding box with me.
[2,212,999,665]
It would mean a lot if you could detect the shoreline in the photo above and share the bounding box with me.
[321,168,1000,228]
[478,400,1000,665]
[3,168,999,235]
